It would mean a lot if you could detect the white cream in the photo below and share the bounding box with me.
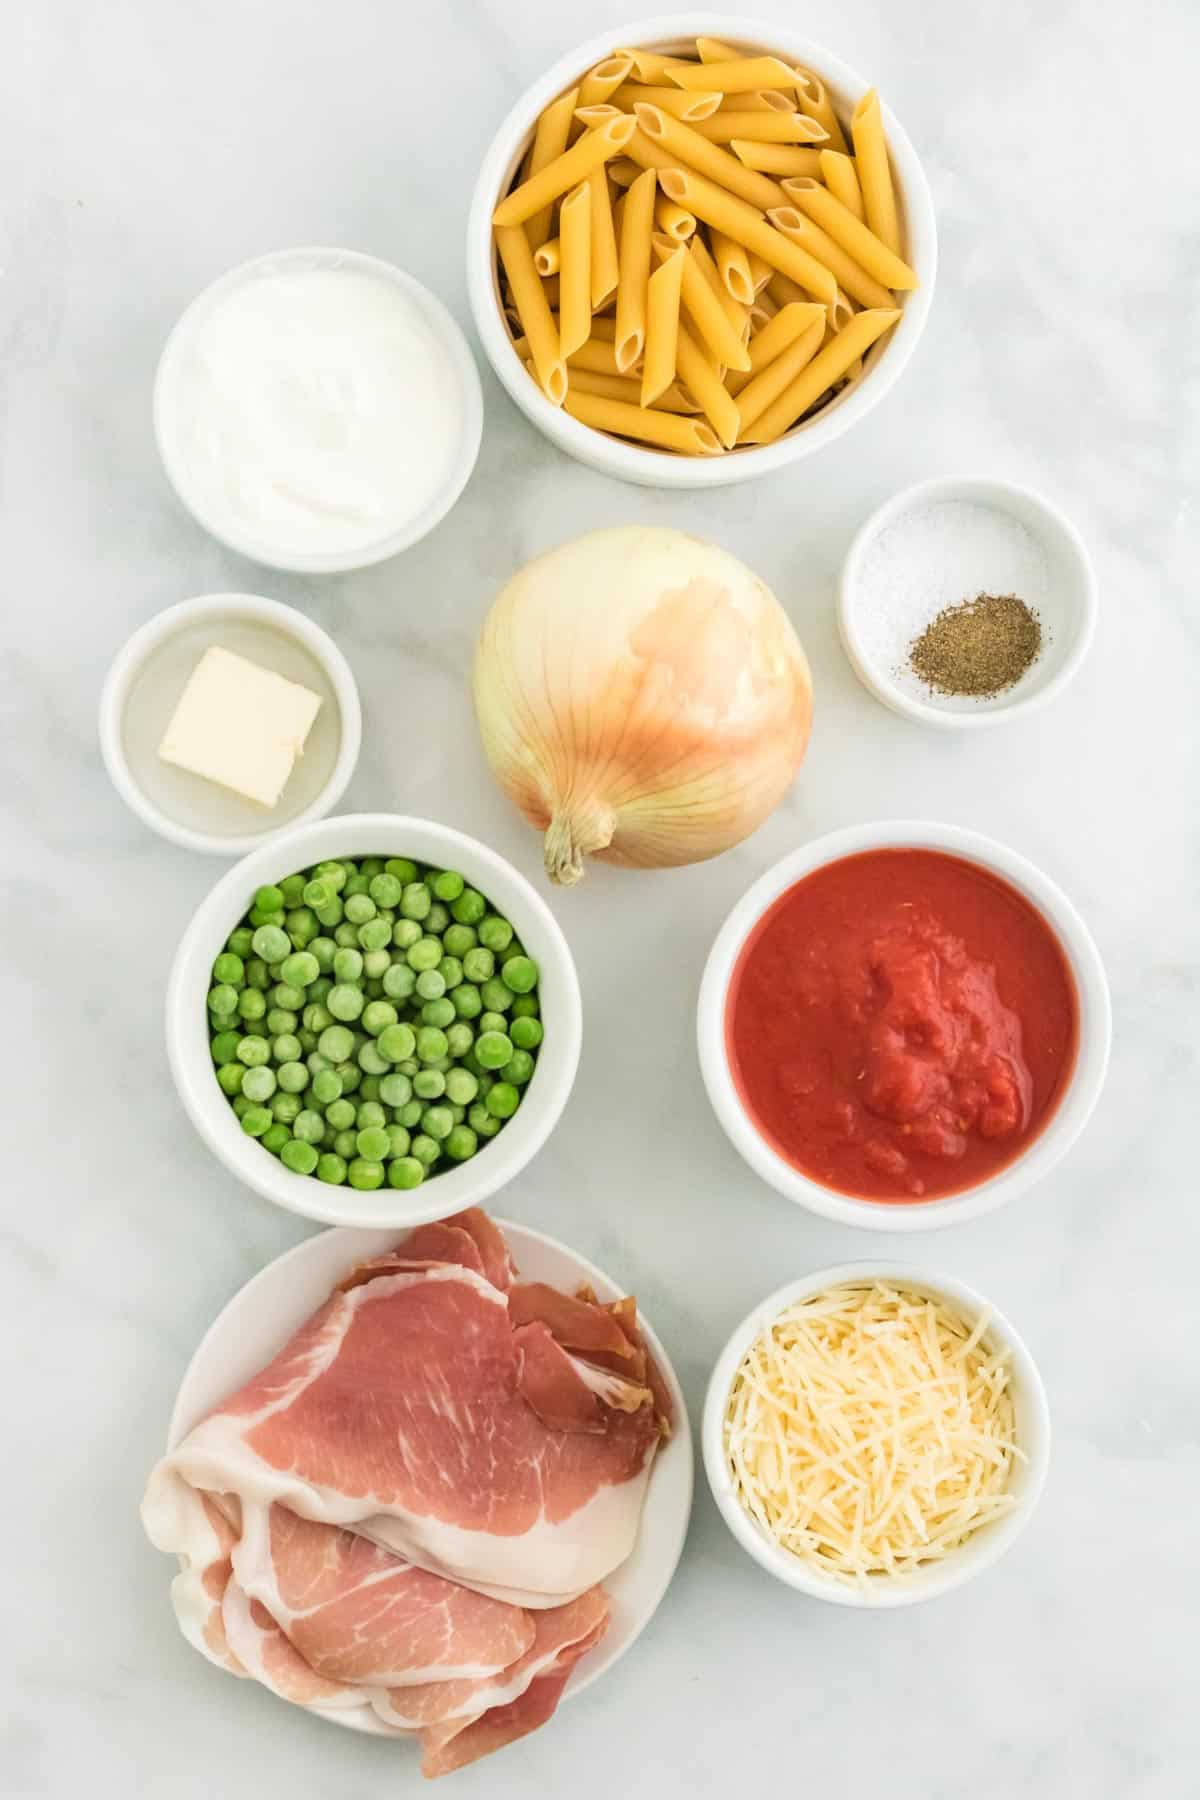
[162,266,462,556]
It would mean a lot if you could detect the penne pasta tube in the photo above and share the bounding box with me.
[691,111,829,145]
[732,141,824,177]
[565,367,700,412]
[695,36,738,62]
[641,243,685,405]
[767,205,896,310]
[766,270,809,308]
[781,176,917,288]
[794,70,849,153]
[830,290,857,332]
[577,53,635,110]
[493,112,636,227]
[819,149,865,220]
[747,251,774,294]
[675,237,752,371]
[722,88,794,112]
[655,193,696,240]
[617,47,700,83]
[563,389,722,454]
[729,298,824,391]
[586,164,620,306]
[668,55,801,94]
[557,182,593,358]
[688,231,749,334]
[542,273,560,308]
[533,237,560,276]
[566,335,624,375]
[850,89,901,254]
[675,322,740,447]
[496,225,567,404]
[658,166,838,307]
[607,157,640,188]
[614,167,657,372]
[733,315,827,431]
[610,81,723,120]
[740,307,900,441]
[527,311,617,345]
[745,298,777,340]
[712,230,755,304]
[521,85,580,248]
[633,104,785,211]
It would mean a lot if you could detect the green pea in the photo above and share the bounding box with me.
[277,1061,309,1094]
[231,1093,253,1119]
[400,882,432,921]
[279,951,317,989]
[386,1124,411,1159]
[317,1153,347,1184]
[405,936,441,973]
[392,918,422,951]
[452,984,482,1020]
[418,998,452,1029]
[479,915,515,954]
[414,1026,447,1065]
[462,947,494,983]
[445,1023,475,1059]
[343,873,368,897]
[248,904,283,929]
[292,1110,324,1144]
[353,1125,388,1161]
[503,1049,535,1086]
[272,1091,302,1123]
[501,955,538,994]
[305,1048,332,1075]
[278,873,307,904]
[227,927,254,959]
[445,1124,478,1162]
[437,958,462,992]
[468,1101,501,1139]
[343,892,375,926]
[272,981,305,1010]
[302,1002,333,1034]
[313,1025,350,1065]
[416,968,446,1001]
[235,1034,270,1067]
[213,951,245,986]
[363,948,391,979]
[315,900,344,929]
[335,1062,362,1095]
[310,936,337,972]
[210,1029,241,1065]
[237,988,267,1022]
[362,999,398,1036]
[348,1158,385,1190]
[359,1074,382,1102]
[475,1031,513,1071]
[448,1102,466,1125]
[445,1067,478,1106]
[379,1071,412,1107]
[328,983,365,1022]
[430,869,463,902]
[333,922,358,948]
[397,1100,423,1129]
[334,1128,358,1159]
[368,872,402,908]
[311,1068,343,1106]
[285,906,319,946]
[269,1033,299,1063]
[360,857,384,878]
[510,1015,543,1050]
[397,1057,420,1077]
[241,1104,272,1137]
[385,858,418,884]
[244,957,270,990]
[296,1029,317,1052]
[414,1069,446,1100]
[265,1008,297,1037]
[325,1097,356,1131]
[478,1012,507,1038]
[358,1040,389,1076]
[255,884,285,914]
[410,1133,441,1167]
[422,1104,454,1141]
[356,1100,386,1129]
[382,963,417,1003]
[443,924,477,958]
[241,1064,277,1103]
[426,902,451,935]
[261,1122,290,1154]
[314,861,348,891]
[375,1022,415,1065]
[208,983,239,1017]
[281,1138,319,1175]
[451,888,486,925]
[485,1082,520,1119]
[462,1051,485,1079]
[331,945,362,983]
[251,924,290,964]
[217,1062,245,1095]
[480,978,513,1013]
[386,1155,423,1189]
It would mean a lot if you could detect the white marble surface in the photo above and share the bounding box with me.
[4,1,1197,1794]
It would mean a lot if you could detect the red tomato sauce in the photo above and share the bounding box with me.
[725,849,1079,1202]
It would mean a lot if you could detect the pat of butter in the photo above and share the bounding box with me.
[158,645,322,808]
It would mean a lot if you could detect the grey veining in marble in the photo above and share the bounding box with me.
[3,1,1198,1795]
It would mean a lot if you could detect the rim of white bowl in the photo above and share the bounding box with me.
[696,820,1111,1230]
[702,1261,1051,1606]
[154,247,484,572]
[98,593,363,856]
[166,813,582,1226]
[466,13,938,490]
[838,475,1099,730]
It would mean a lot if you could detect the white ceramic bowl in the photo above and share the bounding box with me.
[166,1217,693,1728]
[467,13,937,490]
[839,476,1098,728]
[154,247,483,572]
[167,814,582,1226]
[703,1261,1050,1607]
[697,820,1111,1230]
[99,593,362,855]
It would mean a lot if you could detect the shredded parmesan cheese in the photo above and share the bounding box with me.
[724,1281,1021,1585]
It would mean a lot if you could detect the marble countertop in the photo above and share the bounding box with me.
[5,0,1197,1794]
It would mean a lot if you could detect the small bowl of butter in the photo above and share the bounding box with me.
[99,593,361,854]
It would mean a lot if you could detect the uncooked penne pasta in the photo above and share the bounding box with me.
[615,167,656,371]
[851,89,901,254]
[747,251,774,294]
[819,149,865,220]
[782,176,917,288]
[731,141,824,177]
[586,165,619,306]
[668,55,800,93]
[610,81,722,120]
[695,36,738,62]
[688,231,748,335]
[633,104,785,211]
[658,167,837,307]
[655,193,696,240]
[691,111,828,145]
[493,112,635,227]
[577,53,635,111]
[533,238,560,276]
[675,323,740,447]
[496,224,566,404]
[542,274,560,309]
[734,314,827,432]
[794,69,849,153]
[607,157,640,188]
[721,88,793,113]
[741,307,900,442]
[728,298,824,392]
[766,270,809,308]
[563,389,722,454]
[558,181,593,358]
[767,205,896,310]
[565,367,700,412]
[712,230,755,304]
[521,85,579,249]
[747,292,778,334]
[641,243,685,405]
[674,236,751,371]
[566,335,624,376]
[617,47,697,83]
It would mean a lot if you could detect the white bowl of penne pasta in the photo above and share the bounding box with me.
[468,15,936,487]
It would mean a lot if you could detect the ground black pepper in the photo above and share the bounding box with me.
[908,592,1042,697]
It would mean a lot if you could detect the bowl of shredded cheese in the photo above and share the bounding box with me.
[703,1264,1050,1606]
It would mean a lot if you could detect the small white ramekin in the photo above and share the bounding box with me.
[467,13,937,490]
[703,1262,1051,1606]
[838,476,1098,729]
[154,247,483,572]
[697,820,1111,1230]
[99,592,362,856]
[167,813,582,1228]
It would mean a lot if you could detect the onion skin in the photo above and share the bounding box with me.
[473,526,813,885]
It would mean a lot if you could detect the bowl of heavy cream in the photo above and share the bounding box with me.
[155,248,483,572]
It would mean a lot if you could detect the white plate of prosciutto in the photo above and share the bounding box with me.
[141,1208,692,1779]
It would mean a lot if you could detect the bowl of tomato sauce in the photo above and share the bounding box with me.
[697,821,1111,1230]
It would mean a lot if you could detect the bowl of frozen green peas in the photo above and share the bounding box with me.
[167,814,582,1227]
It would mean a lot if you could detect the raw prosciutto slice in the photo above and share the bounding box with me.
[142,1210,664,1777]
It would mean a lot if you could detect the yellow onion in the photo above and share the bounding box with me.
[472,525,813,885]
